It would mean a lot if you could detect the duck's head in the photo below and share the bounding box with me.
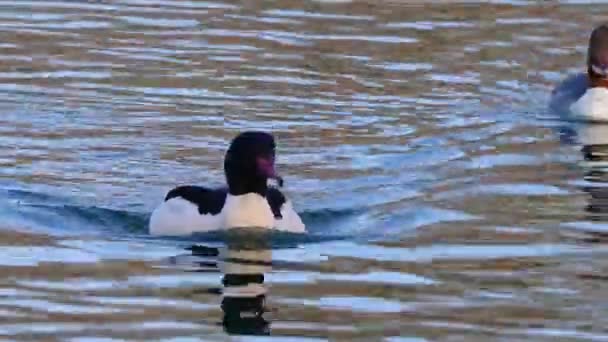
[588,24,608,87]
[224,131,283,196]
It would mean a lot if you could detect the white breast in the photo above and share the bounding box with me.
[570,88,608,122]
[222,193,275,229]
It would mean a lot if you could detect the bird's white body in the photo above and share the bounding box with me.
[570,87,608,122]
[149,193,305,236]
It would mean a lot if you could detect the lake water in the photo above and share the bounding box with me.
[1,1,608,341]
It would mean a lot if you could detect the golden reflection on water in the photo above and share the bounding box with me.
[1,1,608,341]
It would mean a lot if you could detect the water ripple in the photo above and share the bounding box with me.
[0,0,605,340]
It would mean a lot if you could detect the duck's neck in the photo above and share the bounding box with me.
[228,185,267,197]
[227,176,268,197]
[588,71,608,89]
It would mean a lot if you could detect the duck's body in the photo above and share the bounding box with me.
[550,72,608,122]
[550,25,608,122]
[149,186,305,235]
[570,87,608,122]
[149,132,306,236]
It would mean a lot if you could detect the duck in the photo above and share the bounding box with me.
[149,131,306,236]
[550,24,608,122]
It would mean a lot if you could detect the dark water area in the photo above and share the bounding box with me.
[2,0,608,341]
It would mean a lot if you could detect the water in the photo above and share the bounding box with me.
[1,1,608,340]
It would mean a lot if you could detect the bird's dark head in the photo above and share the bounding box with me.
[588,24,608,87]
[224,131,283,196]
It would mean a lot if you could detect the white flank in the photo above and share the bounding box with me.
[275,200,306,233]
[149,197,223,236]
[570,87,608,122]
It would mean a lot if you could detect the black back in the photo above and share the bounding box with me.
[549,73,589,115]
[165,186,227,215]
[165,185,286,219]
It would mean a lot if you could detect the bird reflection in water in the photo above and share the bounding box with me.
[570,123,608,242]
[183,241,272,336]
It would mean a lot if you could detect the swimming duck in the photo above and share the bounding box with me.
[550,24,608,122]
[149,131,306,235]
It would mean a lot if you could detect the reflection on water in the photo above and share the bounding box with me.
[179,243,272,336]
[1,0,608,340]
[218,246,270,336]
[567,125,608,243]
